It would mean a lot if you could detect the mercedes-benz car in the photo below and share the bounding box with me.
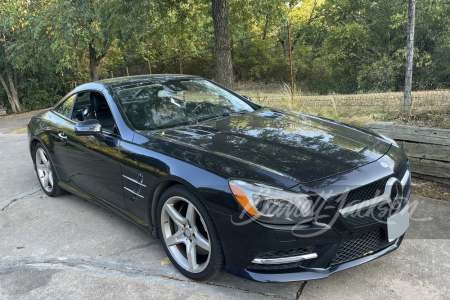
[27,75,411,282]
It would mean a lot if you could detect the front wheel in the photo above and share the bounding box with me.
[34,143,65,197]
[157,185,224,281]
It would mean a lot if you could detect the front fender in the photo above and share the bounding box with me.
[119,140,239,227]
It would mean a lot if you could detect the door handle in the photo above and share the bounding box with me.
[58,132,68,141]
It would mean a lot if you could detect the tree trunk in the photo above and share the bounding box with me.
[211,0,233,88]
[404,0,416,111]
[8,75,21,113]
[89,45,100,82]
[88,40,110,82]
[263,15,269,40]
[89,44,101,82]
[0,72,21,113]
[89,57,100,82]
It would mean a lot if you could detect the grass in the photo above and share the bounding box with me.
[6,127,27,134]
[0,109,42,119]
[235,83,450,128]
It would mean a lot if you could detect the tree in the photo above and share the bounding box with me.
[2,0,449,112]
[38,0,150,82]
[140,0,213,75]
[0,49,21,113]
[39,0,112,82]
[212,0,233,88]
[0,0,26,113]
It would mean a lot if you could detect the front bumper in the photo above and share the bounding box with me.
[209,161,411,282]
[226,233,405,282]
[211,206,407,282]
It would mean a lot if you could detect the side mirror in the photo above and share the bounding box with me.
[74,119,106,142]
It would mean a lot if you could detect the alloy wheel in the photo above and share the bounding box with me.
[35,148,53,193]
[160,196,211,273]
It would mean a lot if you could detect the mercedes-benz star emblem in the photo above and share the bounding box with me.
[387,178,403,209]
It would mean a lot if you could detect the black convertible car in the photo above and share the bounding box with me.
[27,75,410,282]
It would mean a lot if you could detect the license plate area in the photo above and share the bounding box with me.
[387,203,409,242]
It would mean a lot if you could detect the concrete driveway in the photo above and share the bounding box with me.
[0,132,449,299]
[0,113,35,133]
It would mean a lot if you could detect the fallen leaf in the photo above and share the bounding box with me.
[160,257,171,266]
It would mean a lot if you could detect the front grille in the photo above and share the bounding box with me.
[336,178,388,208]
[335,162,409,209]
[330,228,393,266]
[344,180,411,227]
[344,203,391,227]
[336,162,410,227]
[255,247,312,259]
[247,247,312,271]
[248,262,301,270]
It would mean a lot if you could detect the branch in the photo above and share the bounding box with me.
[98,39,110,60]
[293,0,319,45]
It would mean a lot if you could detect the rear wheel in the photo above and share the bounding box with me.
[157,185,224,281]
[34,143,65,197]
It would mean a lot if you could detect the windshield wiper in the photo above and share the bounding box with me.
[196,110,249,124]
[196,115,227,123]
[230,110,249,115]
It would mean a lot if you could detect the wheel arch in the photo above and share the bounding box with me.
[29,136,64,180]
[148,176,211,238]
[29,136,50,164]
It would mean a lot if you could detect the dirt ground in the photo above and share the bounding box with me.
[412,178,450,201]
[376,109,450,129]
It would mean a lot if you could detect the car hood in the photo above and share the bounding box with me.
[142,108,391,184]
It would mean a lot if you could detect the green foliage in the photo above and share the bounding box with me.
[1,0,449,111]
[19,73,72,110]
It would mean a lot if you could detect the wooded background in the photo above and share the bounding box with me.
[1,0,449,113]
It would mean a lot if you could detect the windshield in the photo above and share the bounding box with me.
[114,79,254,130]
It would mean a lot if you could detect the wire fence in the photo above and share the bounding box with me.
[232,86,450,115]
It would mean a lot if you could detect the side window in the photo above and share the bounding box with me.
[74,92,90,104]
[55,95,76,119]
[71,92,92,121]
[89,92,116,132]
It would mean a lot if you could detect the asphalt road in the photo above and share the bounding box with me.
[0,131,449,299]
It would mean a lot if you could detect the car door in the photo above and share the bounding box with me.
[53,90,128,211]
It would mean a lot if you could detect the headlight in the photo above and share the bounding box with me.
[379,134,399,148]
[229,180,313,224]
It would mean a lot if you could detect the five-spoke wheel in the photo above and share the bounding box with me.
[161,196,211,273]
[36,148,54,193]
[157,185,224,280]
[33,143,64,197]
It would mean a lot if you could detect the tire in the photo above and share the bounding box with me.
[157,184,224,281]
[33,143,65,197]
